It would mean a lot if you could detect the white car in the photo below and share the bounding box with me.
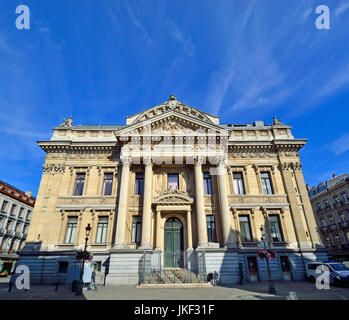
[306,261,349,286]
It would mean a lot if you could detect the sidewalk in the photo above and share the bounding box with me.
[1,276,349,300]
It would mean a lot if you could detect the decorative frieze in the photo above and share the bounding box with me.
[43,163,65,174]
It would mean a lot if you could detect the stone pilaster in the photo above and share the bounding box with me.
[114,156,131,248]
[293,163,322,247]
[279,162,309,248]
[217,159,235,248]
[140,158,153,249]
[194,156,208,248]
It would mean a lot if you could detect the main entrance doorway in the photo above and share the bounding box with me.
[164,218,184,268]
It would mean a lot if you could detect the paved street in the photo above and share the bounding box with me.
[0,277,348,300]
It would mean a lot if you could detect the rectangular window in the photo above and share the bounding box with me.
[1,200,8,212]
[19,207,25,218]
[58,261,69,273]
[206,215,217,242]
[328,216,334,225]
[203,173,212,195]
[239,215,252,242]
[73,173,86,196]
[10,204,17,215]
[23,225,28,234]
[168,174,179,190]
[135,173,144,195]
[261,172,273,194]
[334,236,340,246]
[268,215,283,242]
[131,216,142,243]
[103,173,113,195]
[326,238,331,247]
[26,210,31,220]
[320,219,326,227]
[64,217,78,244]
[233,173,245,195]
[96,217,108,243]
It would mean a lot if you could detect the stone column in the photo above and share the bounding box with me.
[293,163,321,246]
[279,162,309,248]
[156,210,161,250]
[114,157,132,248]
[140,158,153,249]
[187,210,193,249]
[217,159,235,248]
[194,156,208,248]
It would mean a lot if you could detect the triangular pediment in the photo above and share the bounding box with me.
[115,109,228,138]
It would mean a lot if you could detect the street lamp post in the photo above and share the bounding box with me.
[76,223,92,296]
[260,225,276,294]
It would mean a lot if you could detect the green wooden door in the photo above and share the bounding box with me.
[164,218,184,268]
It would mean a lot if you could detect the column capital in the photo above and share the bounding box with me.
[194,155,204,167]
[143,157,153,167]
[120,156,132,167]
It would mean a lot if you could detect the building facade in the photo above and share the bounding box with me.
[19,95,326,285]
[308,174,349,261]
[0,180,35,275]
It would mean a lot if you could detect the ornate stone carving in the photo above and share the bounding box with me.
[43,164,65,174]
[59,116,73,128]
[272,116,283,126]
[153,189,193,205]
[120,156,132,167]
[279,162,302,171]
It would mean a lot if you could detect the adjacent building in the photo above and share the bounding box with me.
[0,179,35,275]
[308,174,349,261]
[19,95,326,285]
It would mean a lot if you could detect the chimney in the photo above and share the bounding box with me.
[25,191,32,198]
[306,184,311,191]
[333,173,337,178]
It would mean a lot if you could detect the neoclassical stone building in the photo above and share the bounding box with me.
[20,95,326,285]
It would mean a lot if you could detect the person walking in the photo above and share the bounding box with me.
[87,265,98,291]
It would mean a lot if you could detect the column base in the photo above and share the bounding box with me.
[139,243,153,250]
[223,242,237,249]
[112,243,128,249]
[197,242,209,249]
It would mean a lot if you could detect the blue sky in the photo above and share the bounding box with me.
[0,0,349,196]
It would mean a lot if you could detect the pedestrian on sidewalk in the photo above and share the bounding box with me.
[87,265,98,291]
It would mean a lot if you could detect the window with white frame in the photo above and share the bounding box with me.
[268,215,283,242]
[261,172,273,195]
[103,173,113,196]
[10,204,17,215]
[73,173,86,196]
[233,173,245,195]
[96,217,108,243]
[131,216,142,243]
[64,217,78,244]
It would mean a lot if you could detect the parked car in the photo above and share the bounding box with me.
[306,261,349,286]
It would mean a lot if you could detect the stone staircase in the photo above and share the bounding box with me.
[145,269,202,284]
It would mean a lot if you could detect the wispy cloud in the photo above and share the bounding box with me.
[168,22,195,57]
[124,2,152,45]
[335,1,349,16]
[331,134,349,156]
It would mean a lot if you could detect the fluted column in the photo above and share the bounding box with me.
[217,159,235,248]
[140,158,153,249]
[194,156,208,248]
[114,157,131,248]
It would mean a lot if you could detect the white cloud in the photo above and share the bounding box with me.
[168,22,195,57]
[335,1,349,16]
[332,134,349,156]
